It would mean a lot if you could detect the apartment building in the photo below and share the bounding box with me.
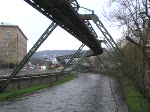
[0,22,28,66]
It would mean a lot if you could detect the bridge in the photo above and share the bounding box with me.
[0,1,150,111]
[0,0,122,93]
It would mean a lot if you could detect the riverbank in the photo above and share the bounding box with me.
[122,78,150,112]
[0,74,77,101]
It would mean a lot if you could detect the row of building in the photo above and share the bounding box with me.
[0,22,27,67]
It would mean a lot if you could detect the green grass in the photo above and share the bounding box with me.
[123,79,150,112]
[0,84,48,100]
[0,74,77,101]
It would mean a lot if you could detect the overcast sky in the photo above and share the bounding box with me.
[0,0,122,51]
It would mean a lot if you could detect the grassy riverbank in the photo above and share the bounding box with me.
[0,74,77,101]
[123,78,150,112]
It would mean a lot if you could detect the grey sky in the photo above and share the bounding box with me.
[0,0,121,51]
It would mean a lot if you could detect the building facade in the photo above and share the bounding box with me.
[0,23,28,66]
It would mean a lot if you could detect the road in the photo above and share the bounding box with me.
[0,73,128,112]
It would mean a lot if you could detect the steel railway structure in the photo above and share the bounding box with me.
[0,0,123,92]
[25,0,102,55]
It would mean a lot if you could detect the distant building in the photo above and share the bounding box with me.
[0,22,28,66]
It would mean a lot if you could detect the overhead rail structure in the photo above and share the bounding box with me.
[58,38,104,74]
[80,14,123,56]
[58,43,85,74]
[57,14,124,74]
[0,0,123,92]
[80,14,126,65]
[24,0,103,55]
[0,0,103,92]
[59,12,126,73]
[0,22,57,92]
[57,43,98,75]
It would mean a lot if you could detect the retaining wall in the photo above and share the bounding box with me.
[0,73,66,92]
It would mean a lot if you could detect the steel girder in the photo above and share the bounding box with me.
[84,58,96,71]
[80,13,127,72]
[59,44,85,74]
[69,51,91,73]
[24,0,103,55]
[97,56,110,71]
[0,22,57,92]
[81,14,127,65]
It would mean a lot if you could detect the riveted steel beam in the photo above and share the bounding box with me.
[24,0,103,55]
[0,22,57,92]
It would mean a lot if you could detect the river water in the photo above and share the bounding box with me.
[0,73,128,112]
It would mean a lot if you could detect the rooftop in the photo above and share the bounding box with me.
[0,22,28,40]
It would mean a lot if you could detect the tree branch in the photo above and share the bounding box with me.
[142,0,150,20]
[126,36,140,47]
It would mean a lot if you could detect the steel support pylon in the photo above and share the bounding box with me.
[97,56,110,71]
[90,15,123,57]
[89,14,128,69]
[84,57,96,71]
[60,44,85,74]
[0,22,57,92]
[69,51,91,73]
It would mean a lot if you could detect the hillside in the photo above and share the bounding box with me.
[31,50,86,59]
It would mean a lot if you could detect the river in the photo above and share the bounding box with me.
[0,73,128,112]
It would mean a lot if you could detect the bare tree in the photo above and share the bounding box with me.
[104,0,150,96]
[106,0,150,68]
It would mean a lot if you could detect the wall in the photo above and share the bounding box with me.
[0,25,27,65]
[0,73,66,92]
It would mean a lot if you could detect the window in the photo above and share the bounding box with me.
[6,31,11,40]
